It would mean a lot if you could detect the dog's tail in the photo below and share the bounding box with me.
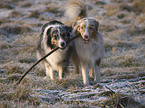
[65,0,87,21]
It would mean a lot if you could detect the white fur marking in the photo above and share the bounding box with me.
[43,25,61,44]
[81,65,89,85]
[44,25,61,36]
[83,19,89,39]
[57,28,66,48]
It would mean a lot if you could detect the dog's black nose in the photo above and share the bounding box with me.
[84,35,89,39]
[61,42,65,47]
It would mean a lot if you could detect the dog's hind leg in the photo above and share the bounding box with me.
[94,65,101,82]
[94,58,101,82]
[89,68,94,78]
[72,48,79,74]
[59,62,69,79]
[73,58,79,74]
[49,68,55,80]
[59,65,63,79]
[81,65,89,85]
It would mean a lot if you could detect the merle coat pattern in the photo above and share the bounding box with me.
[37,20,73,80]
[65,0,104,85]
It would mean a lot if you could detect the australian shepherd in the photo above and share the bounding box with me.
[65,0,104,85]
[37,20,73,80]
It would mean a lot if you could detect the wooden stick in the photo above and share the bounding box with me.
[16,47,60,84]
[16,35,79,85]
[105,86,115,94]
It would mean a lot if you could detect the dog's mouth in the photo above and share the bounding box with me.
[82,35,89,44]
[83,38,89,44]
[60,46,65,50]
[59,41,66,50]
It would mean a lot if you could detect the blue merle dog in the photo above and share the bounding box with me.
[37,20,73,80]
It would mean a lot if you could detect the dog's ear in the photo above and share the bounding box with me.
[49,20,64,25]
[47,27,56,49]
[72,21,77,28]
[40,22,50,33]
[66,26,73,32]
[64,26,73,41]
[94,20,99,31]
[72,21,80,31]
[46,27,52,48]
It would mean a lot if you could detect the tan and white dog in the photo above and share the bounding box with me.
[65,0,104,85]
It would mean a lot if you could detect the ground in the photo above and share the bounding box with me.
[0,0,145,108]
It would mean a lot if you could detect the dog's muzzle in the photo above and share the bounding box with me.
[59,41,66,50]
[83,35,89,44]
[84,35,88,39]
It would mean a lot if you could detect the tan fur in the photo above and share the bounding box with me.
[65,0,104,85]
[65,0,87,21]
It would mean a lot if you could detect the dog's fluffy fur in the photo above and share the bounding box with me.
[65,0,104,85]
[37,20,72,80]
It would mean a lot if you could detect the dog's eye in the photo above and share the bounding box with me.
[81,26,83,29]
[61,33,65,36]
[53,35,57,40]
[67,33,70,37]
[89,27,92,30]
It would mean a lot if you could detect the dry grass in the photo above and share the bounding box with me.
[34,67,46,77]
[0,3,14,9]
[132,0,145,14]
[8,11,22,18]
[27,11,40,18]
[133,35,145,44]
[102,94,143,108]
[6,65,24,75]
[0,0,145,107]
[0,19,9,25]
[0,83,40,106]
[137,13,145,24]
[19,1,32,7]
[0,23,32,35]
[44,5,63,17]
[54,75,84,89]
[127,25,145,35]
[105,4,120,16]
[100,24,118,32]
[44,6,60,13]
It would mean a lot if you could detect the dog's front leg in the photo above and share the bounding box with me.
[59,65,68,79]
[49,68,55,80]
[89,68,94,78]
[81,65,89,85]
[59,65,63,79]
[44,63,55,80]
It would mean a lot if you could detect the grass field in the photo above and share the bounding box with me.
[0,0,145,107]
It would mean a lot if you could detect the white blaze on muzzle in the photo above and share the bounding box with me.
[82,19,89,40]
[57,28,66,49]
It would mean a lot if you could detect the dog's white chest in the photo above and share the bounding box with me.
[75,38,102,64]
[45,48,68,70]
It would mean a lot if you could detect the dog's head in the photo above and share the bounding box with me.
[73,18,99,44]
[42,24,72,50]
